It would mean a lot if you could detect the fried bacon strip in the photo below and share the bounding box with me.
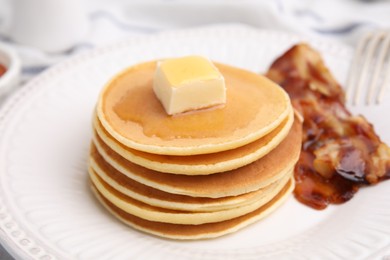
[266,43,390,209]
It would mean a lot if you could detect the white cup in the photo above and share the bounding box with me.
[9,0,88,53]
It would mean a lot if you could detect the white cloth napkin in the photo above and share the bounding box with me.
[0,0,389,86]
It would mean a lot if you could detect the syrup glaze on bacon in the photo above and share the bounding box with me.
[266,44,390,209]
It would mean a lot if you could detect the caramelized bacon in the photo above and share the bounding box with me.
[266,44,390,209]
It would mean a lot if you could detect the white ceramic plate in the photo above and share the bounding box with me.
[1,25,390,260]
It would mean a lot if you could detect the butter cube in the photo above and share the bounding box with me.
[153,56,226,115]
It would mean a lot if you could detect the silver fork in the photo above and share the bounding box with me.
[346,30,390,105]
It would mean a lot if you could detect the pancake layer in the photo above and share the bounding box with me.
[91,117,301,198]
[89,165,292,213]
[90,168,292,224]
[97,61,291,155]
[91,178,294,240]
[93,107,294,175]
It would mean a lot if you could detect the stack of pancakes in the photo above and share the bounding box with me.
[89,61,302,240]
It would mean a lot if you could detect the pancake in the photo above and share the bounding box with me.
[90,115,301,198]
[91,178,294,240]
[97,61,291,155]
[89,164,292,212]
[93,107,294,175]
[90,167,292,224]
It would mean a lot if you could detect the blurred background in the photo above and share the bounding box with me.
[0,0,389,258]
[0,0,389,86]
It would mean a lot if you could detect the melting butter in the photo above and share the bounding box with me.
[153,56,226,115]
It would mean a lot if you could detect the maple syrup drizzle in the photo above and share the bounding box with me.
[103,62,286,141]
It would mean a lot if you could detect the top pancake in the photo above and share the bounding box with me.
[97,61,291,155]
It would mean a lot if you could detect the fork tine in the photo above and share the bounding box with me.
[375,33,390,104]
[353,32,382,105]
[346,32,371,104]
[367,32,390,105]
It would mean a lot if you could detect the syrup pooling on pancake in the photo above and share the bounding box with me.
[97,61,291,155]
